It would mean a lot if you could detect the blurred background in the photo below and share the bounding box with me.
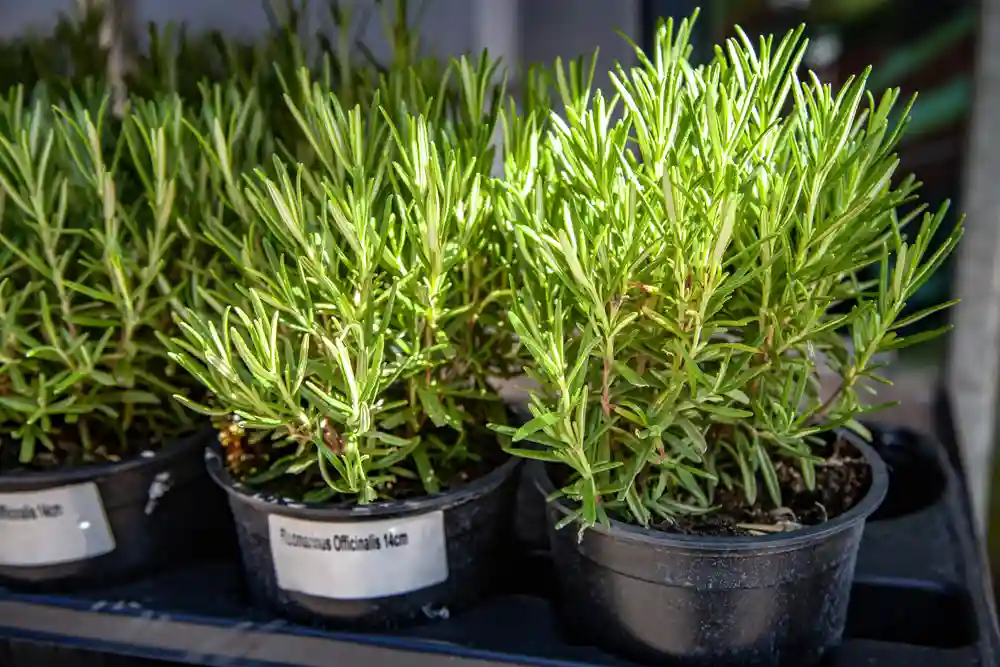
[0,0,992,594]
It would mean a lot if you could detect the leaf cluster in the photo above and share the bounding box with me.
[167,52,520,504]
[0,86,217,467]
[130,0,428,152]
[0,0,429,470]
[496,14,963,530]
[0,9,108,100]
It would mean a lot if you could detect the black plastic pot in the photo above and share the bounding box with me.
[1,425,995,667]
[206,448,521,630]
[0,428,230,589]
[531,435,889,667]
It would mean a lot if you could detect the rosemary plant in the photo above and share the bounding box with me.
[0,10,108,99]
[0,0,447,474]
[130,0,431,166]
[167,55,519,504]
[496,15,963,532]
[0,87,212,469]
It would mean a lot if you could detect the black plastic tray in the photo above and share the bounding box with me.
[1,424,997,667]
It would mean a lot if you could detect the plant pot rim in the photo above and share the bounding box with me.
[530,429,889,552]
[205,444,521,521]
[0,426,208,490]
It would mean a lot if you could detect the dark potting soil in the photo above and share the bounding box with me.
[224,419,511,505]
[658,437,872,537]
[0,421,190,474]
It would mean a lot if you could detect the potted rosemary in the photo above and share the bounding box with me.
[167,56,522,628]
[0,88,232,586]
[497,14,962,667]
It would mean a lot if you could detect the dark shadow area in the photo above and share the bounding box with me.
[868,428,948,520]
[846,578,978,648]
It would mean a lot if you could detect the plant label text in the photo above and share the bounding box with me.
[0,482,116,566]
[268,510,448,599]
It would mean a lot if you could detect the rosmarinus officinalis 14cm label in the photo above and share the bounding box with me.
[494,13,962,534]
[167,54,521,505]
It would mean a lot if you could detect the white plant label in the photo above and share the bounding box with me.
[0,482,116,566]
[268,511,449,600]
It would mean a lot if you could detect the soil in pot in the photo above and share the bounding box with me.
[535,432,888,667]
[206,429,522,631]
[0,428,233,590]
[654,437,873,536]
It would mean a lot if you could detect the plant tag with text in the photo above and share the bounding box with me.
[268,511,449,600]
[0,482,116,566]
